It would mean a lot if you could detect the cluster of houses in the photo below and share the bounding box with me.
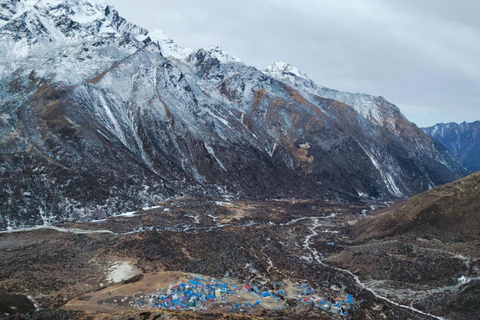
[122,276,355,317]
[291,283,353,316]
[126,276,282,311]
[155,277,239,309]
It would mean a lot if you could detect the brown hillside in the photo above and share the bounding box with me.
[353,172,480,242]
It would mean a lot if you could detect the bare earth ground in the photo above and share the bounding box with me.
[1,197,478,319]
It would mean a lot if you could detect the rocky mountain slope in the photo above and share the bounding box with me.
[0,0,465,230]
[423,121,480,173]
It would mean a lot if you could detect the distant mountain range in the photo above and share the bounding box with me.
[0,0,466,230]
[423,121,480,173]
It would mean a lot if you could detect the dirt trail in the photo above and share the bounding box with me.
[300,217,446,320]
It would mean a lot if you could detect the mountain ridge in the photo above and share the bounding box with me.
[0,0,466,230]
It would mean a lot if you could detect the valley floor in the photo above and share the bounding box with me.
[1,197,478,319]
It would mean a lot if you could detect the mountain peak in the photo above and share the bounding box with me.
[0,0,147,61]
[204,46,241,63]
[141,28,193,60]
[0,0,109,26]
[263,60,311,81]
[148,28,170,42]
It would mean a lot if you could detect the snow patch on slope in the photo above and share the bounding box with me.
[205,143,227,171]
[358,143,404,197]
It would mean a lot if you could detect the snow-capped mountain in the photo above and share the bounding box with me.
[423,121,480,173]
[264,61,404,131]
[0,0,147,61]
[0,0,465,230]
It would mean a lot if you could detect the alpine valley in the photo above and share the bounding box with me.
[0,1,477,320]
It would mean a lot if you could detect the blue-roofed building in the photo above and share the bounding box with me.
[189,280,200,286]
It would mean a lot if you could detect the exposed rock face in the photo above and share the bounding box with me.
[423,121,480,173]
[0,0,465,229]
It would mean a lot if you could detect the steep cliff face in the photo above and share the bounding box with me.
[423,121,480,173]
[0,0,465,229]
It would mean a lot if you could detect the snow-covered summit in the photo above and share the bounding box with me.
[263,61,318,93]
[0,0,109,28]
[264,61,311,82]
[141,29,194,61]
[0,0,147,61]
[138,29,241,65]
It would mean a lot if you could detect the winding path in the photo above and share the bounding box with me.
[301,217,445,320]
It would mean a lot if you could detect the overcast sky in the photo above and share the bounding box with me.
[108,0,479,127]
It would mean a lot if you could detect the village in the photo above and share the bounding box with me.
[93,273,357,317]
